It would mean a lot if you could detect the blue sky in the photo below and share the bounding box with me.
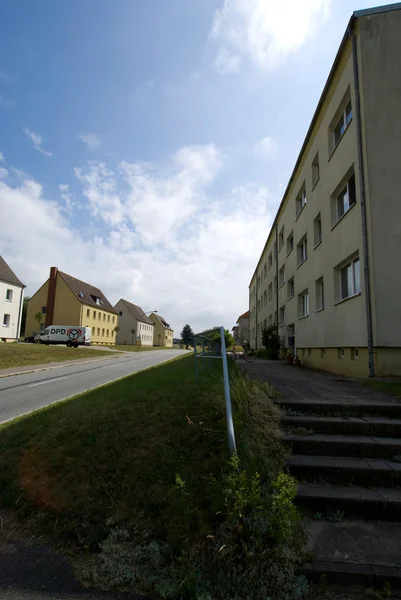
[0,0,390,335]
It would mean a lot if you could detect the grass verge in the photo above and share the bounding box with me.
[0,356,305,599]
[103,344,177,352]
[363,380,401,398]
[0,343,117,370]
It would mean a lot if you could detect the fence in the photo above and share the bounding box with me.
[193,326,236,455]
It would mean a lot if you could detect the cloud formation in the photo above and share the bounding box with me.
[78,133,102,149]
[253,136,278,161]
[23,128,52,157]
[211,0,331,72]
[0,145,275,334]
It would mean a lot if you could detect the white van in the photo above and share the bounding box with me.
[38,326,91,348]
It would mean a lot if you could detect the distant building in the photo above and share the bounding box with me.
[25,267,118,345]
[249,4,401,376]
[0,256,25,342]
[114,299,154,347]
[150,313,173,347]
[234,311,249,346]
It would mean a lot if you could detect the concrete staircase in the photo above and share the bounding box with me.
[278,396,401,590]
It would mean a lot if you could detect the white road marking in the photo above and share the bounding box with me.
[28,376,68,388]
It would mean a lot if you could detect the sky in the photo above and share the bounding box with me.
[0,0,390,336]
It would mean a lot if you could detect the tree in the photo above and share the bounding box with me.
[20,296,31,336]
[262,324,281,359]
[210,329,235,349]
[130,328,136,345]
[114,326,120,333]
[34,311,43,335]
[181,324,194,350]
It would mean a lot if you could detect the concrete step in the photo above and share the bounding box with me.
[296,483,401,520]
[276,397,401,418]
[283,414,401,437]
[304,519,401,589]
[288,454,401,487]
[284,433,401,459]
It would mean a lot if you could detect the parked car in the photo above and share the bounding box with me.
[24,334,40,343]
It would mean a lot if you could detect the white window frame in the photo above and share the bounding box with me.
[315,277,324,311]
[287,232,294,255]
[297,236,307,266]
[333,99,352,147]
[298,290,309,319]
[287,277,294,299]
[3,313,10,327]
[296,186,307,217]
[314,213,322,247]
[279,306,286,327]
[268,283,273,300]
[339,257,361,301]
[5,289,13,302]
[334,173,356,224]
[279,265,285,287]
[312,153,320,187]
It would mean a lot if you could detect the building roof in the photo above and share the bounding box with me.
[0,256,25,288]
[58,270,117,314]
[119,299,154,325]
[151,313,173,331]
[249,1,401,286]
[237,310,249,322]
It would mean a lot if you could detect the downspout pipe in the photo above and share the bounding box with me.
[350,25,375,377]
[275,222,279,327]
[16,287,24,341]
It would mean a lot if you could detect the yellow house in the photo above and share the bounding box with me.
[26,267,118,345]
[150,313,173,348]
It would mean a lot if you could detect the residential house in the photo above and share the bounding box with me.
[25,266,118,345]
[249,3,401,377]
[0,256,25,342]
[235,311,250,346]
[150,312,173,347]
[114,299,154,347]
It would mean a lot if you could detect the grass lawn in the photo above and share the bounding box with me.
[364,379,401,398]
[0,355,304,600]
[0,343,117,370]
[106,344,177,352]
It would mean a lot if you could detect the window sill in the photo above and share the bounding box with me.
[286,247,293,257]
[2,324,9,328]
[279,324,286,328]
[330,201,356,231]
[297,314,309,321]
[287,294,294,301]
[316,307,324,313]
[328,119,352,162]
[334,292,361,306]
[279,282,285,290]
[297,258,307,270]
[5,299,11,302]
[311,178,320,192]
[313,240,322,250]
[295,204,306,221]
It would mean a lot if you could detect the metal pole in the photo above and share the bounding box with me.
[219,326,236,455]
[194,336,199,381]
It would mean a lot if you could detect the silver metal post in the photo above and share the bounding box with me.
[219,326,236,455]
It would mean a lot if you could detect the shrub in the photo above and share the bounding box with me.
[262,324,281,359]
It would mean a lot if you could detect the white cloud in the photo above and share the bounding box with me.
[253,136,278,161]
[23,128,52,157]
[210,0,331,72]
[0,152,4,161]
[58,184,78,213]
[0,147,275,335]
[0,95,16,108]
[214,47,241,73]
[78,133,102,149]
[0,167,8,179]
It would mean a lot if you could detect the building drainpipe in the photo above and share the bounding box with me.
[46,266,58,328]
[350,26,375,378]
[16,287,24,341]
[255,282,258,349]
[275,222,279,328]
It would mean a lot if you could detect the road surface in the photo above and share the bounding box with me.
[0,350,188,424]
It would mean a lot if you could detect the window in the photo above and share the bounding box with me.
[268,283,273,300]
[314,213,322,247]
[112,316,115,324]
[279,265,285,287]
[297,236,307,266]
[268,253,272,270]
[279,306,286,327]
[312,153,320,187]
[86,309,90,317]
[273,242,277,261]
[274,276,278,294]
[42,306,47,315]
[316,277,324,311]
[5,289,12,302]
[264,291,267,306]
[351,348,359,360]
[112,330,114,337]
[263,263,267,279]
[338,348,345,359]
[93,311,96,319]
[92,327,95,335]
[287,277,294,299]
[321,348,326,358]
[103,314,106,322]
[308,348,312,357]
[102,328,105,336]
[296,185,306,217]
[97,327,100,336]
[3,313,10,327]
[279,226,284,250]
[298,290,309,318]
[334,173,356,223]
[98,313,101,321]
[287,231,294,255]
[106,329,109,337]
[333,99,352,147]
[268,315,273,326]
[339,257,360,301]
[108,315,110,323]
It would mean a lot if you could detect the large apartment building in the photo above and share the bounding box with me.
[249,3,401,377]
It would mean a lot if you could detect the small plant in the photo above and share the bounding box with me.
[366,582,392,599]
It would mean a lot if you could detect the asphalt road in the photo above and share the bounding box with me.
[0,350,188,424]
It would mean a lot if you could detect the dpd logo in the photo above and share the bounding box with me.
[67,328,81,341]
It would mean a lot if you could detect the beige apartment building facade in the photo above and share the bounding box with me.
[249,3,401,377]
